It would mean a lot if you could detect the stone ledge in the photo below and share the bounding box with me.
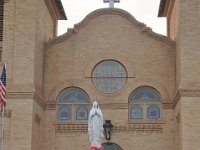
[174,88,200,107]
[6,92,46,109]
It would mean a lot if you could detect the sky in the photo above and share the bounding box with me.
[58,0,166,36]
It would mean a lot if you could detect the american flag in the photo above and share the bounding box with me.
[0,64,6,108]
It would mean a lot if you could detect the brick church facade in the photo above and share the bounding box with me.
[1,0,200,150]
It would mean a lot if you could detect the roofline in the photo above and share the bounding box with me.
[44,0,67,20]
[45,8,175,49]
[158,0,166,17]
[158,0,175,17]
[55,0,67,20]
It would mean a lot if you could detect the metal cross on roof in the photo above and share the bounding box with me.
[103,0,120,8]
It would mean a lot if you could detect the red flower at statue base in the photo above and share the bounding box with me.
[88,146,104,150]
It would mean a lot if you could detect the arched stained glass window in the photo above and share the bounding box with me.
[130,105,142,119]
[129,86,161,121]
[57,87,89,122]
[147,105,160,119]
[92,60,127,93]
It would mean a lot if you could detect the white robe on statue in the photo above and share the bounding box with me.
[88,101,104,148]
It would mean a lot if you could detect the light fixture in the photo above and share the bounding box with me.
[103,120,113,141]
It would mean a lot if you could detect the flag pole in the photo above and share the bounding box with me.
[1,106,4,150]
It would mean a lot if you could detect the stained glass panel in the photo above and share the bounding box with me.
[147,105,160,119]
[92,60,127,93]
[130,105,142,119]
[76,105,88,120]
[130,86,160,101]
[57,87,89,103]
[57,106,71,120]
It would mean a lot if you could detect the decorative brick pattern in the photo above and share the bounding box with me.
[55,123,163,134]
[0,1,4,41]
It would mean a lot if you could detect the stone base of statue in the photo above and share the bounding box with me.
[88,146,104,150]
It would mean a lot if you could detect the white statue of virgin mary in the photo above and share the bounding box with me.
[88,101,104,149]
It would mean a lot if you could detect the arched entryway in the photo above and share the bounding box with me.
[102,142,123,150]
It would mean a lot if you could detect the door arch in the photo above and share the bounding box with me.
[102,142,123,150]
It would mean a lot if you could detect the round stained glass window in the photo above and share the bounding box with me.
[92,60,127,93]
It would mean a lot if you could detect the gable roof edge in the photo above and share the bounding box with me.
[45,8,175,49]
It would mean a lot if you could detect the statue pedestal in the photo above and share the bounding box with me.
[88,146,104,150]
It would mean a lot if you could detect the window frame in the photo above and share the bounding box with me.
[56,87,90,123]
[92,60,127,94]
[129,86,162,122]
